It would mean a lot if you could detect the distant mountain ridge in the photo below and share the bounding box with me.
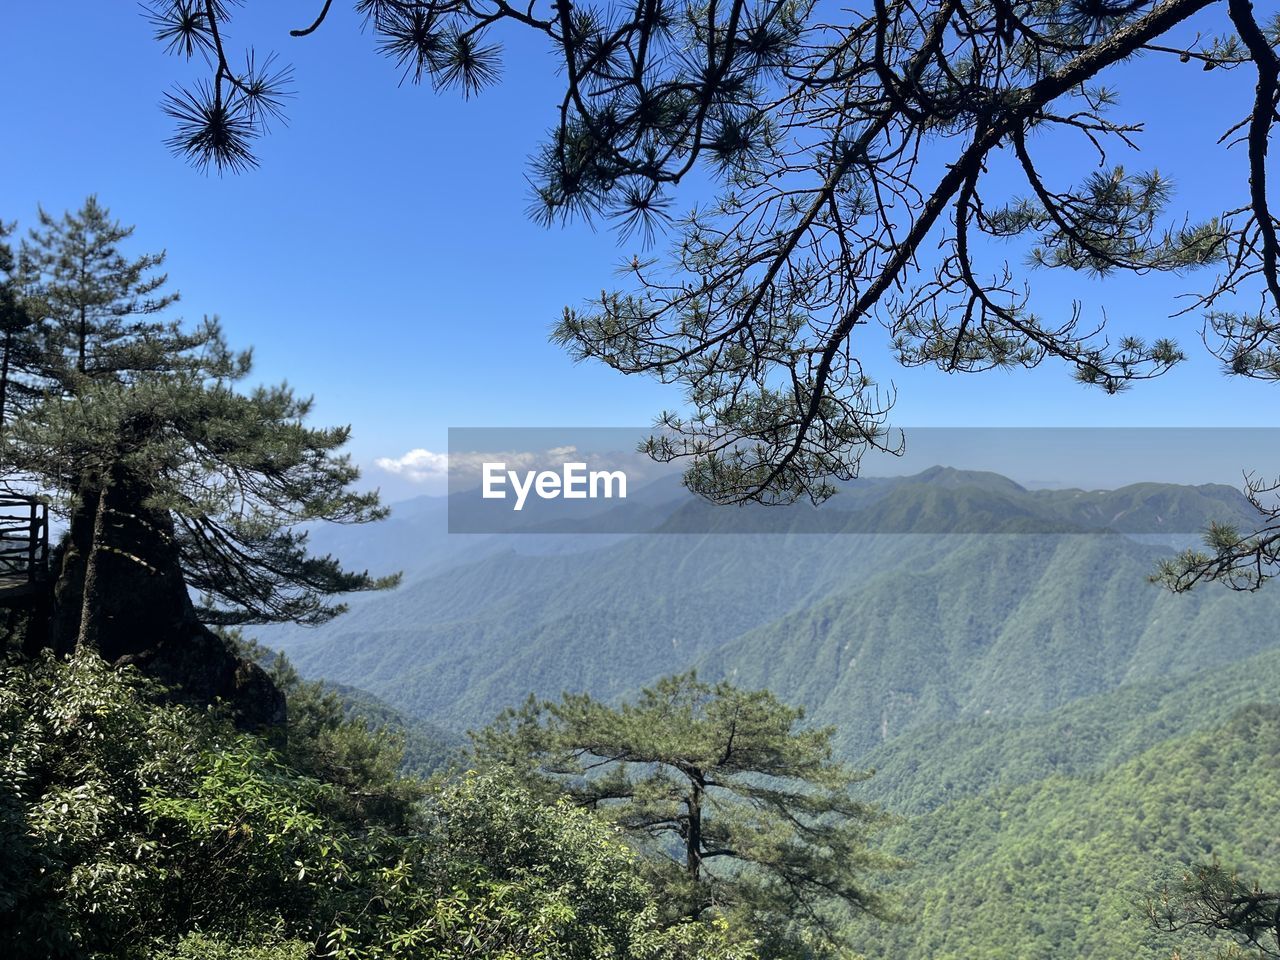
[269,467,1275,756]
[268,466,1280,960]
[382,465,1259,538]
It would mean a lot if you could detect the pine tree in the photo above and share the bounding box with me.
[7,335,397,635]
[21,196,195,385]
[3,200,395,722]
[0,231,42,441]
[1150,860,1280,958]
[473,671,901,958]
[136,2,1280,593]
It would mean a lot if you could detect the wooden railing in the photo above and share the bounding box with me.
[0,495,49,584]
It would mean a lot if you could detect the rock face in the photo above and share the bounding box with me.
[115,622,287,731]
[47,468,285,732]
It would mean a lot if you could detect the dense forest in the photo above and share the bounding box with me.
[8,0,1280,955]
[0,652,749,958]
[0,198,1277,959]
[0,200,891,958]
[266,473,1280,958]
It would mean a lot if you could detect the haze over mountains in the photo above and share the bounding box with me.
[263,465,1280,959]
[268,466,1272,754]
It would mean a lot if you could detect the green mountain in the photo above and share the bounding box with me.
[270,531,906,729]
[849,704,1280,959]
[271,469,1276,754]
[266,468,1280,959]
[326,682,464,776]
[699,529,1280,758]
[857,648,1280,815]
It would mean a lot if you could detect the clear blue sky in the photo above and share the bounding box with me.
[0,3,1271,499]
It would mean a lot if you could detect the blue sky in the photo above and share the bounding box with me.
[1,3,1273,499]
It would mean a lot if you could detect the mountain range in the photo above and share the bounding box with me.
[266,466,1273,754]
[263,466,1280,959]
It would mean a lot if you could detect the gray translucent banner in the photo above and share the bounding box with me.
[446,426,1280,535]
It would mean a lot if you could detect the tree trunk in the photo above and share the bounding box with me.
[50,484,92,657]
[74,484,108,652]
[46,465,285,731]
[77,303,87,375]
[687,778,703,880]
[0,326,11,430]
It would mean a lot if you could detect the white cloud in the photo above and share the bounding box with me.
[374,448,450,483]
[373,446,586,484]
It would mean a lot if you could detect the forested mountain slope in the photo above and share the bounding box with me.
[272,531,917,727]
[857,648,1280,814]
[849,705,1280,959]
[700,529,1280,757]
[326,682,464,776]
[266,468,1280,960]
[273,469,1277,748]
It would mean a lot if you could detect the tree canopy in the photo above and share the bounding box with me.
[1151,861,1280,959]
[0,223,44,435]
[473,671,901,958]
[0,199,395,722]
[0,652,752,960]
[2,199,395,632]
[137,0,1280,587]
[22,197,188,384]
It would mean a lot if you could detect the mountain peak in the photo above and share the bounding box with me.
[907,466,1028,493]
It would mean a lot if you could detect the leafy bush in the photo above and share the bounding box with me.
[0,654,751,960]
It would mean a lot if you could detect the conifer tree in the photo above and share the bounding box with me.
[473,671,900,958]
[134,2,1280,589]
[20,196,208,387]
[1151,861,1280,958]
[0,223,46,436]
[2,200,394,717]
[6,338,396,634]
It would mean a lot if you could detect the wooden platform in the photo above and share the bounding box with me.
[0,575,41,601]
[0,495,49,607]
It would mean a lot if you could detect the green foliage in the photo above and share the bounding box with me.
[698,528,1280,760]
[19,195,186,386]
[245,637,442,822]
[992,166,1223,277]
[271,472,1278,755]
[0,654,751,960]
[9,348,396,626]
[0,221,45,430]
[410,773,753,960]
[263,471,1280,960]
[474,672,900,959]
[856,648,1280,815]
[4,198,396,628]
[139,0,1272,507]
[846,706,1280,960]
[233,631,462,782]
[323,682,463,780]
[1150,860,1280,959]
[155,933,312,960]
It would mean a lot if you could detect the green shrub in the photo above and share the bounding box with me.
[0,653,750,959]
